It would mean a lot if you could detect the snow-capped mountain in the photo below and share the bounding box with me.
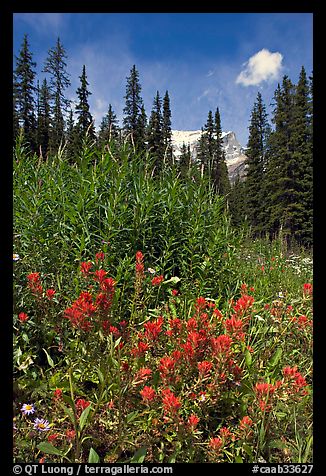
[171,130,247,183]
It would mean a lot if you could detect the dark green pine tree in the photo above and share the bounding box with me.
[162,90,173,165]
[147,91,164,172]
[13,34,37,151]
[75,65,96,143]
[64,108,79,160]
[178,142,191,178]
[197,111,215,180]
[43,37,71,153]
[98,104,120,148]
[123,65,146,151]
[229,176,248,227]
[244,92,270,235]
[196,127,208,175]
[213,107,230,196]
[265,76,297,243]
[36,79,51,158]
[13,95,20,143]
[290,66,313,246]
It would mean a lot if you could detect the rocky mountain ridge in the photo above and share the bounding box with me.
[171,130,247,183]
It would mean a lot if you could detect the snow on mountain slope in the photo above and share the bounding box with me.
[171,129,247,183]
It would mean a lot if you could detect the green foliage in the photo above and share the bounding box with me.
[13,140,312,464]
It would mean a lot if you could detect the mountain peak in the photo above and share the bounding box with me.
[171,129,247,183]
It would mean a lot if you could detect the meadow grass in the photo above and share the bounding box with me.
[13,141,313,463]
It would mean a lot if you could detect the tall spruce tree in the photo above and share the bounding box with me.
[178,142,191,178]
[98,104,120,147]
[147,91,164,172]
[13,34,37,151]
[244,92,270,235]
[213,107,230,196]
[123,65,146,150]
[290,66,313,245]
[36,78,51,158]
[65,108,79,160]
[75,65,96,142]
[162,90,173,164]
[43,37,71,152]
[265,74,310,245]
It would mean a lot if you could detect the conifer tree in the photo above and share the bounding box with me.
[75,65,96,142]
[290,66,313,245]
[36,78,51,158]
[162,90,173,164]
[213,107,230,196]
[13,34,37,151]
[123,65,146,150]
[244,92,270,235]
[229,176,247,227]
[65,108,79,160]
[178,142,191,178]
[43,37,71,152]
[265,75,307,245]
[98,104,120,147]
[147,91,164,172]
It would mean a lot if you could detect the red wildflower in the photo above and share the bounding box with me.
[27,272,43,296]
[136,262,144,273]
[255,382,276,398]
[151,275,164,286]
[282,366,308,394]
[100,277,116,295]
[131,340,149,357]
[239,416,253,430]
[219,427,232,441]
[168,318,183,335]
[136,251,144,262]
[208,437,223,453]
[95,292,110,310]
[187,414,200,430]
[46,289,56,300]
[233,294,254,316]
[195,296,208,310]
[64,291,96,331]
[18,312,28,322]
[80,261,92,276]
[144,316,164,340]
[172,350,182,361]
[212,308,223,320]
[297,315,312,329]
[186,317,198,331]
[65,429,76,440]
[76,399,90,411]
[140,386,156,403]
[254,382,277,412]
[133,367,152,385]
[211,334,232,355]
[53,388,62,400]
[95,251,105,262]
[94,269,107,283]
[161,388,181,414]
[198,360,213,376]
[171,289,179,296]
[47,433,59,443]
[303,283,313,296]
[224,315,245,340]
[159,356,176,380]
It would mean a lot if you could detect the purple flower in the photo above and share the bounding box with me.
[33,418,51,431]
[21,403,35,415]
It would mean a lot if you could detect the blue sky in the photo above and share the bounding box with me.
[13,13,313,146]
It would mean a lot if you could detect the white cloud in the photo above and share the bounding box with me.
[14,13,66,36]
[236,48,283,86]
